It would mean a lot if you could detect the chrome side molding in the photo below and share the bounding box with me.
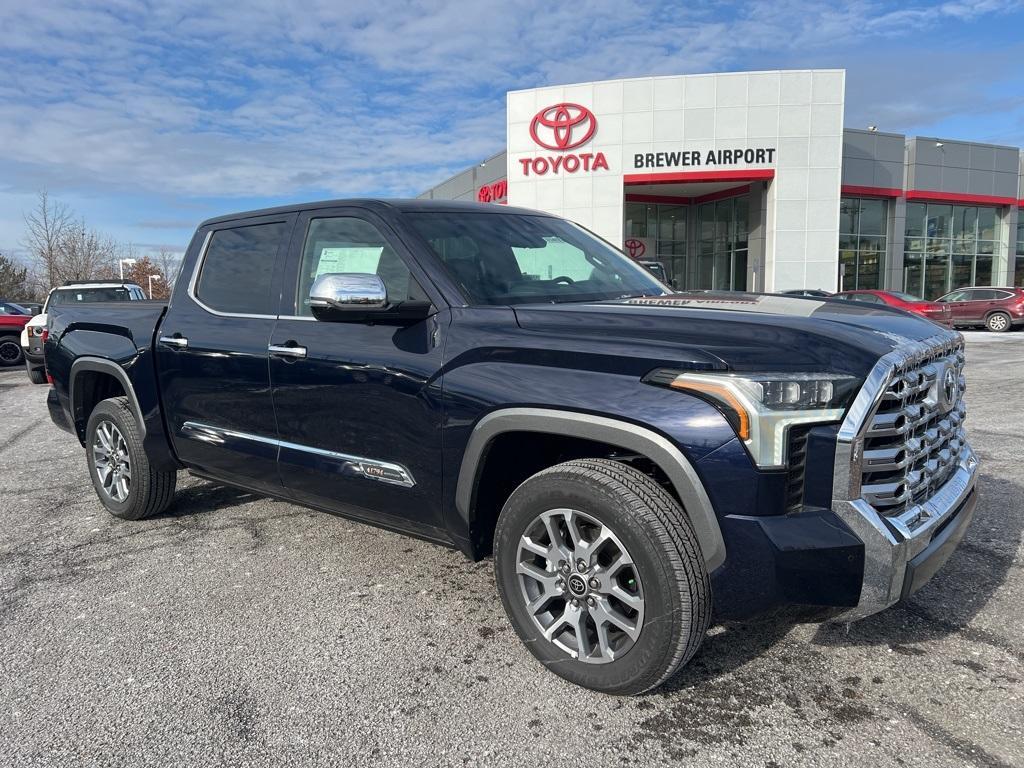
[180,421,416,488]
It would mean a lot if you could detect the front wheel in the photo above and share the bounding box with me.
[986,312,1011,333]
[85,397,177,520]
[494,458,711,695]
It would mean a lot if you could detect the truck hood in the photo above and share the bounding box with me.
[512,292,958,377]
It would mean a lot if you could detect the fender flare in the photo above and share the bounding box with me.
[455,408,726,571]
[69,357,147,439]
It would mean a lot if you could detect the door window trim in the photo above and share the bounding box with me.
[187,218,293,319]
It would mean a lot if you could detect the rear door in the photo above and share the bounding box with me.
[268,207,450,537]
[157,214,295,491]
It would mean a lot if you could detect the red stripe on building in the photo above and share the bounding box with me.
[623,169,775,185]
[841,185,902,198]
[905,189,1018,206]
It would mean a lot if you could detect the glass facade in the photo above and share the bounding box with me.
[624,202,686,288]
[903,202,998,299]
[697,196,748,291]
[839,197,887,290]
[1016,219,1024,287]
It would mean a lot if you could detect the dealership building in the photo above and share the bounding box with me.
[420,69,1024,298]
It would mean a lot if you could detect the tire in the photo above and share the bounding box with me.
[986,312,1011,333]
[85,396,177,520]
[0,335,23,367]
[494,458,711,695]
[26,362,46,384]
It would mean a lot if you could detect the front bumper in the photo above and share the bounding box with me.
[833,447,977,619]
[830,332,978,621]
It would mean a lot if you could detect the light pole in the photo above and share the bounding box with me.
[119,258,137,280]
[148,274,161,299]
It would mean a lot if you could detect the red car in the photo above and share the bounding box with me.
[0,302,32,366]
[936,287,1024,333]
[834,290,953,328]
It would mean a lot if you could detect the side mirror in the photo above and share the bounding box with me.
[309,273,388,310]
[307,272,434,324]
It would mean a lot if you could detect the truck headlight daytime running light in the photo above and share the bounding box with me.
[645,370,859,468]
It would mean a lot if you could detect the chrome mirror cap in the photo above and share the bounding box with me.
[309,273,387,310]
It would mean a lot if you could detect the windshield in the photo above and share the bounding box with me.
[404,211,667,305]
[49,287,133,306]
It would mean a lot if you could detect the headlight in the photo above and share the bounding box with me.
[644,370,860,468]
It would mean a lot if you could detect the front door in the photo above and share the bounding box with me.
[269,208,449,538]
[157,214,294,491]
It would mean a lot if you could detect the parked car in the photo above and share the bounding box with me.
[0,300,32,315]
[21,281,147,383]
[45,200,977,695]
[834,289,953,327]
[779,289,833,298]
[0,303,32,366]
[935,286,1024,332]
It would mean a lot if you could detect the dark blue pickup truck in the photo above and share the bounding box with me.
[45,199,978,694]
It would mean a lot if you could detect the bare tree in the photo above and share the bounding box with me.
[54,221,119,284]
[155,247,183,287]
[23,191,73,292]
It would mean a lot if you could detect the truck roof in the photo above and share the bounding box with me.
[198,198,552,228]
[57,281,143,290]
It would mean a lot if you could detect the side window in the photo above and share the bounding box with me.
[971,289,996,300]
[991,290,1014,300]
[296,217,426,316]
[852,293,880,304]
[195,222,287,315]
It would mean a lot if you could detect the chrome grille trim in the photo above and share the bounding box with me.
[830,330,979,620]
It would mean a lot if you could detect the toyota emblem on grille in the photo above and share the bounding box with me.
[940,365,958,413]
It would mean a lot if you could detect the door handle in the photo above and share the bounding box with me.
[159,335,189,349]
[269,343,307,359]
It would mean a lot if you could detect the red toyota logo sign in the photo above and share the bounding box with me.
[529,103,597,151]
[477,179,507,203]
[624,239,646,259]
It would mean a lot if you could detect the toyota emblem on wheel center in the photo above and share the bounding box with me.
[529,103,597,151]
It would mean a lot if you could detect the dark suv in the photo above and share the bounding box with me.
[936,287,1024,332]
[44,200,978,694]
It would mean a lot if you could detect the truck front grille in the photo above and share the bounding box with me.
[860,338,967,534]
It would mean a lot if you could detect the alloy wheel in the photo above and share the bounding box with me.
[516,508,644,664]
[988,314,1008,332]
[92,421,132,502]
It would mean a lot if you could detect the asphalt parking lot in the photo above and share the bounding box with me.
[1,332,1022,767]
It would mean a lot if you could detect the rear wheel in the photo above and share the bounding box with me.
[85,397,177,520]
[0,336,22,366]
[986,312,1011,333]
[494,458,711,695]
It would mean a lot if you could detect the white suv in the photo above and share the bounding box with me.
[21,281,147,383]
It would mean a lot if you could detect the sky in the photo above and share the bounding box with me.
[1,0,1023,262]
